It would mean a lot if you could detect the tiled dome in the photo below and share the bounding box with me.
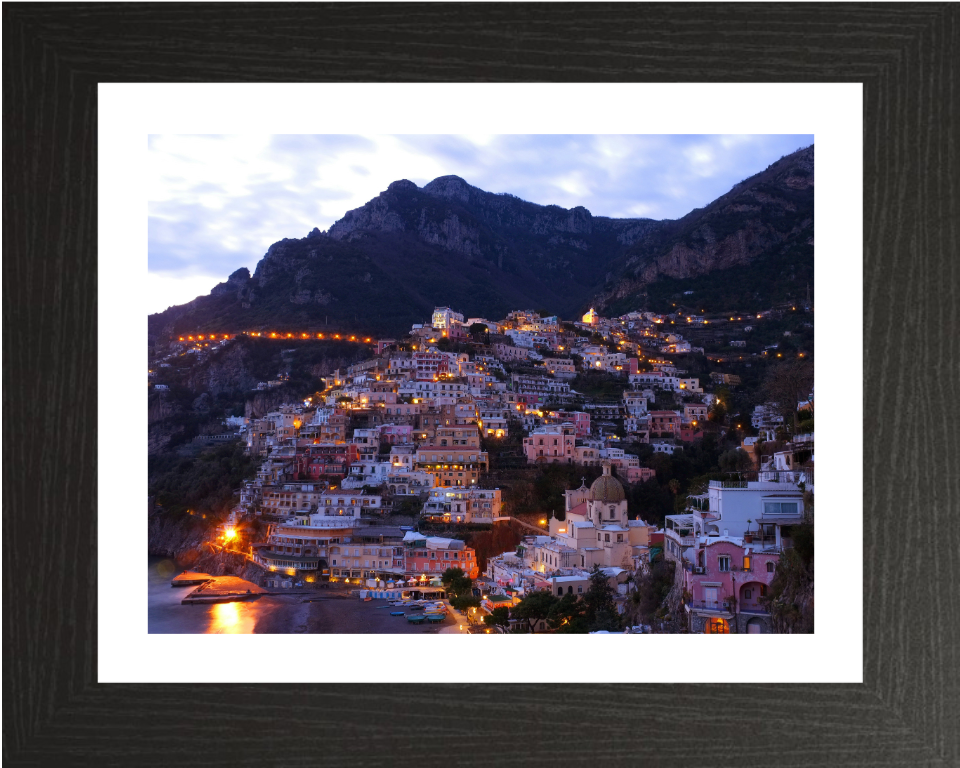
[590,463,625,503]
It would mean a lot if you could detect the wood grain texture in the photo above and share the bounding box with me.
[3,3,957,766]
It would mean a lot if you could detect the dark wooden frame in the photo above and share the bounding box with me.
[4,3,957,766]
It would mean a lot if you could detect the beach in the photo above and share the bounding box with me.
[149,557,459,634]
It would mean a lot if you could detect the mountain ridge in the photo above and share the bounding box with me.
[148,146,813,342]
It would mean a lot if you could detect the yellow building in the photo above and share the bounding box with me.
[582,307,598,325]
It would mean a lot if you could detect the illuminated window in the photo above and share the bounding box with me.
[706,617,730,634]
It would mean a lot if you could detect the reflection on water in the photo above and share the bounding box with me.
[215,602,240,629]
[148,556,272,634]
[210,600,258,634]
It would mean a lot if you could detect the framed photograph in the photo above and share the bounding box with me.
[5,3,957,765]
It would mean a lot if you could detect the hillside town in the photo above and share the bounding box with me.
[151,303,814,634]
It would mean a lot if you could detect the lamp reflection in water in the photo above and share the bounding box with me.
[210,601,256,634]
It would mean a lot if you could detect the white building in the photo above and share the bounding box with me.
[752,404,785,430]
[432,307,464,329]
[420,487,502,524]
[663,479,805,562]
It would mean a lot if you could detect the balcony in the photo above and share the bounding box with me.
[689,600,734,616]
[711,479,748,489]
[665,528,695,548]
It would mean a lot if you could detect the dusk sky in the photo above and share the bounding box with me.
[147,133,814,315]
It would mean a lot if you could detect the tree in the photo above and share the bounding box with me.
[709,396,728,423]
[583,564,619,631]
[628,558,675,625]
[483,606,510,628]
[451,594,481,611]
[761,359,814,433]
[762,522,814,633]
[468,322,489,340]
[719,448,753,473]
[511,590,559,633]
[548,592,588,633]
[441,567,473,598]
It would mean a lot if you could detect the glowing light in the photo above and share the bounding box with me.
[224,527,237,541]
[212,602,241,631]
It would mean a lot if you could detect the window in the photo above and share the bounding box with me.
[718,556,731,572]
[604,534,610,542]
[743,588,752,600]
[760,585,767,597]
[764,501,799,515]
[743,556,751,571]
[766,562,775,573]
[577,586,583,594]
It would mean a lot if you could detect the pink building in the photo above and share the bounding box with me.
[522,423,577,464]
[413,350,450,380]
[682,537,780,634]
[649,410,681,437]
[624,466,656,483]
[379,424,413,445]
[403,533,479,579]
[547,410,590,437]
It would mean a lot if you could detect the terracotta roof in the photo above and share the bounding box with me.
[566,502,589,518]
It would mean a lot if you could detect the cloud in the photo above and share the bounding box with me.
[148,133,814,312]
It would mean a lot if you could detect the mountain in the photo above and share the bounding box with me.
[148,177,657,342]
[593,145,814,315]
[148,146,813,342]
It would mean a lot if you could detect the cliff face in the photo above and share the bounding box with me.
[149,511,267,584]
[594,146,814,312]
[148,510,210,559]
[183,342,261,395]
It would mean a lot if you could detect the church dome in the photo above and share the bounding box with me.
[590,463,625,503]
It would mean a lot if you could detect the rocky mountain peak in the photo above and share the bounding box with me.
[422,175,475,204]
[387,179,419,194]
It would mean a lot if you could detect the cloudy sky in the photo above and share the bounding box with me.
[148,133,813,315]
